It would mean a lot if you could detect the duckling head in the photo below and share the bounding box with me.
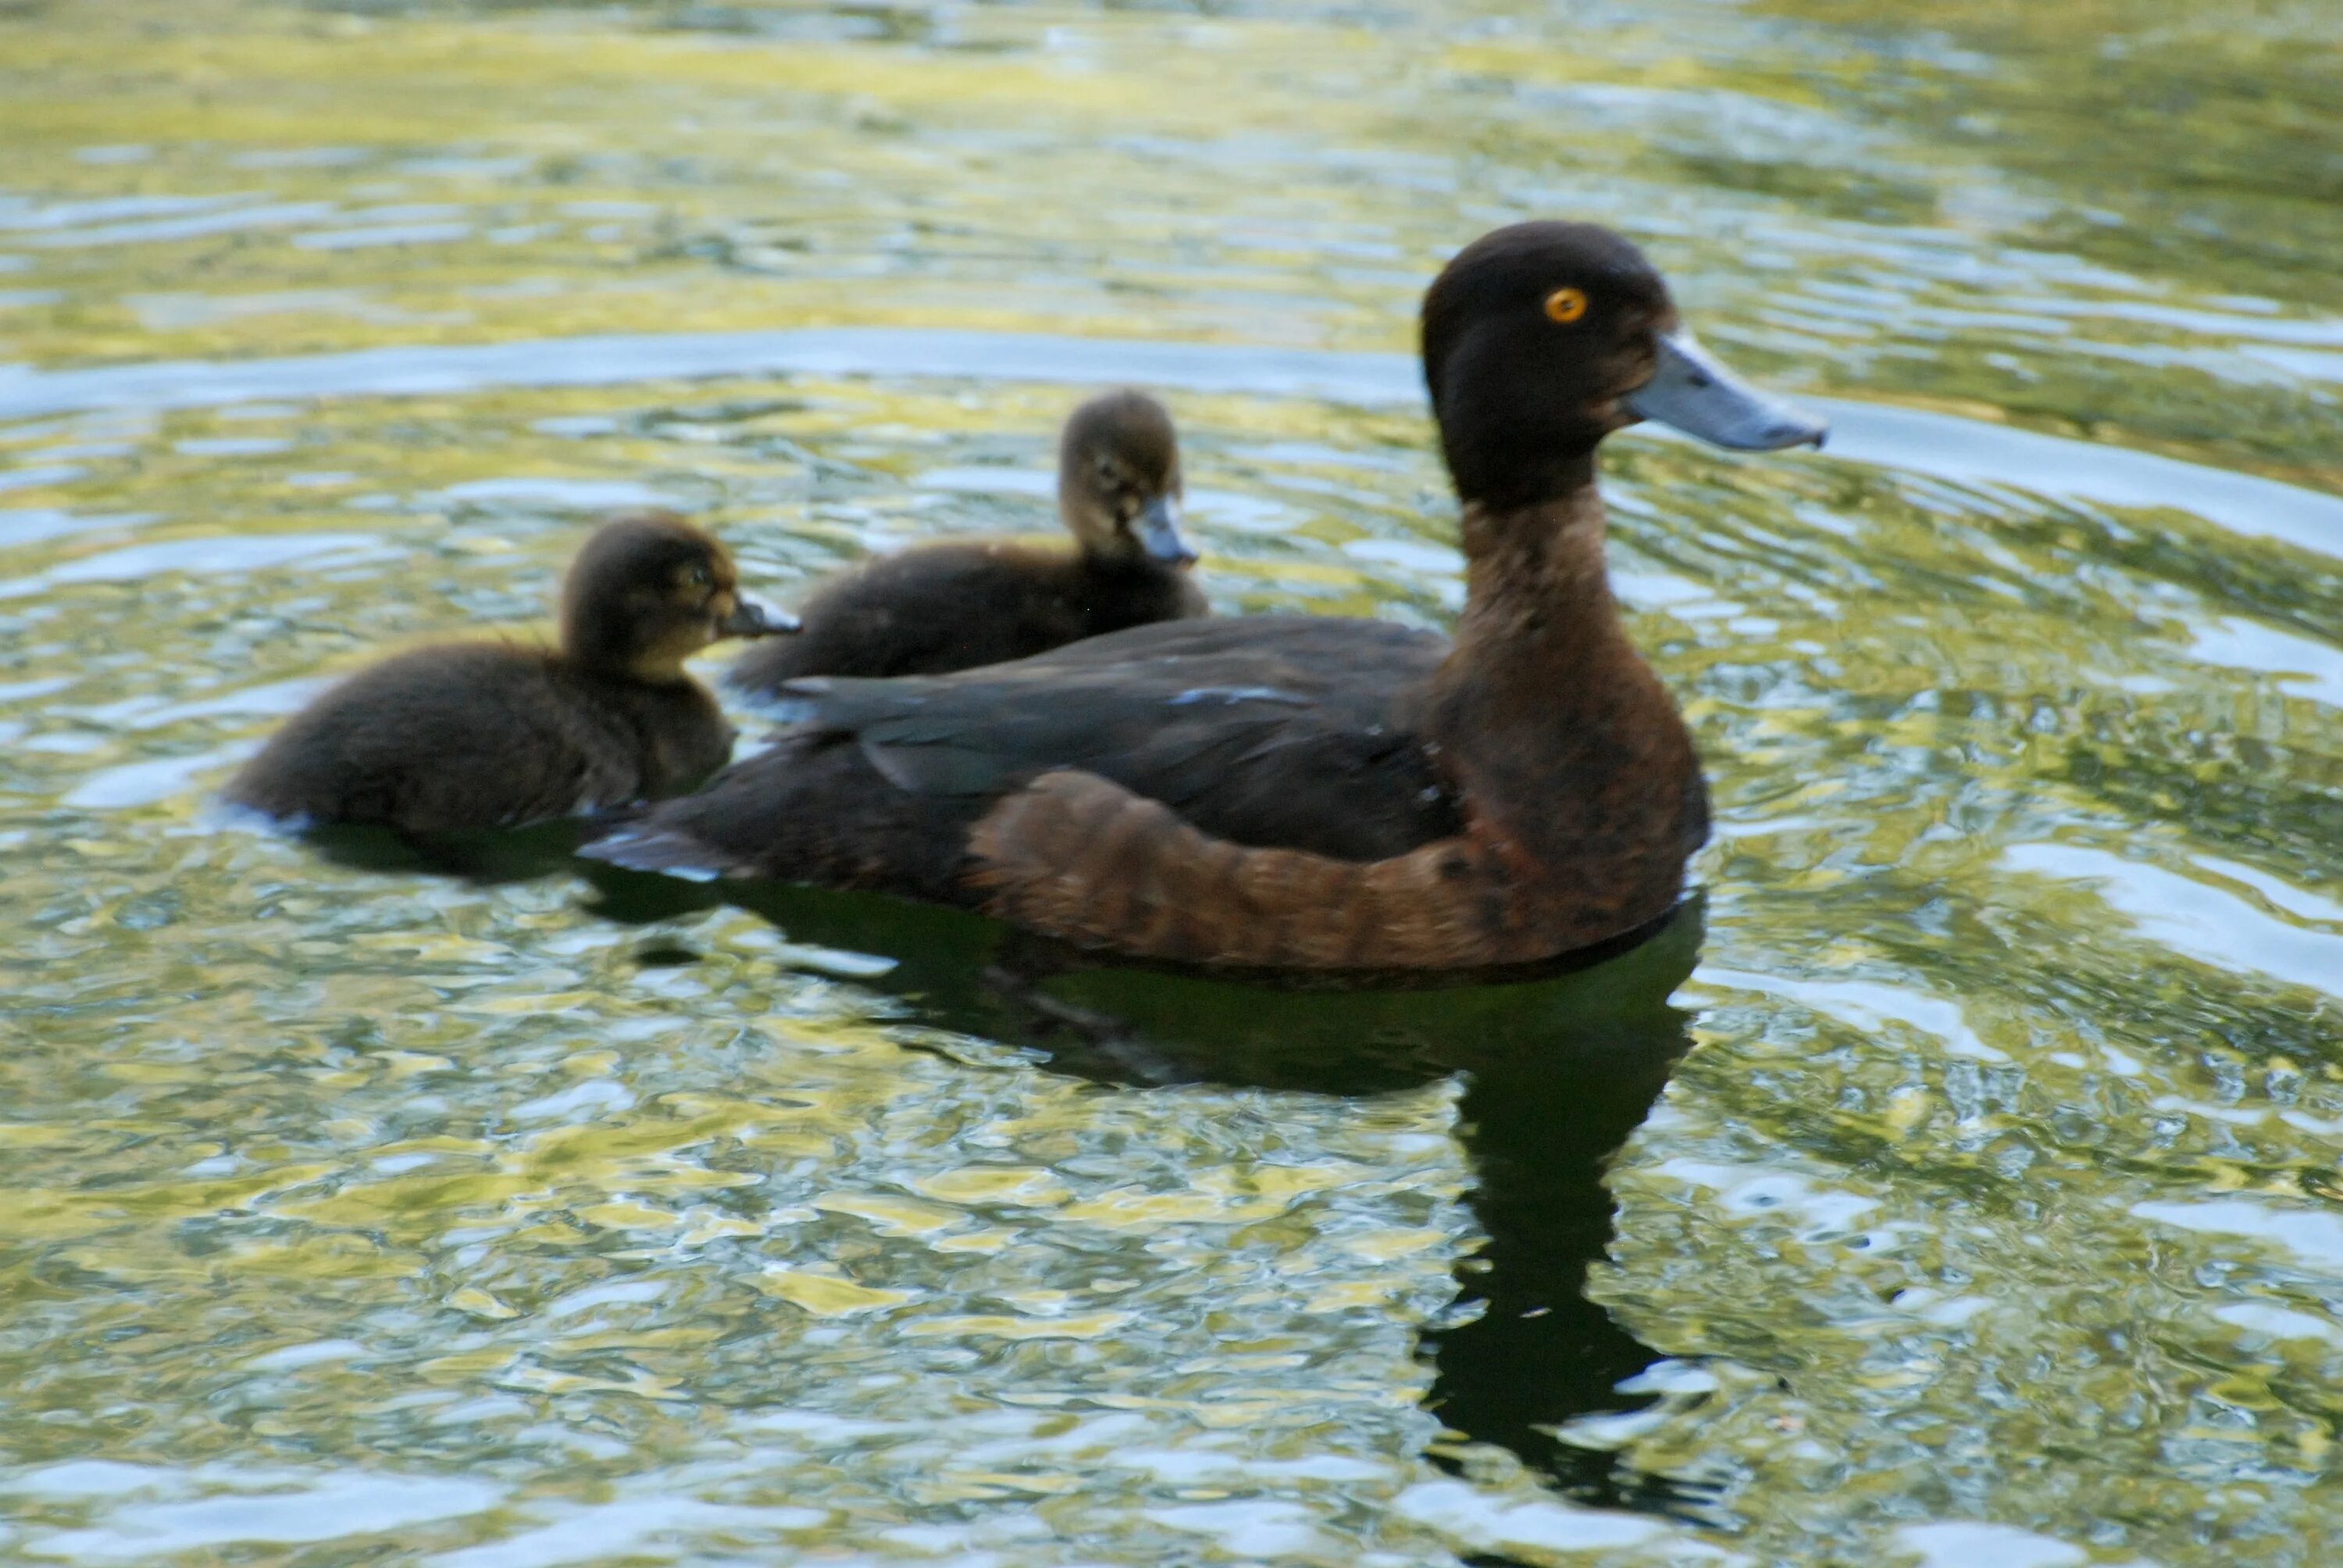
[1421,221,1826,510]
[1057,388,1196,568]
[560,511,795,682]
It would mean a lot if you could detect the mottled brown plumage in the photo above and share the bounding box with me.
[587,223,1824,974]
[728,389,1204,694]
[225,511,790,832]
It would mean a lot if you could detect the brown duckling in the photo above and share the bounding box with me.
[225,511,793,833]
[587,223,1824,976]
[726,388,1204,697]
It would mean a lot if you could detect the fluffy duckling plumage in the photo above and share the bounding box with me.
[226,511,791,833]
[727,389,1204,695]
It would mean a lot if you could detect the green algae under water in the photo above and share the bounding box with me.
[2,1,2342,1563]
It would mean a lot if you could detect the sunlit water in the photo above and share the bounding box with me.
[4,1,2341,1563]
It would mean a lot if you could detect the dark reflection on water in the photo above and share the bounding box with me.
[1417,987,1699,1521]
[1021,921,1711,1522]
[594,863,1706,1517]
[301,818,592,882]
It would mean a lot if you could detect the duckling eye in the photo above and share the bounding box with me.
[684,565,711,590]
[1543,287,1589,325]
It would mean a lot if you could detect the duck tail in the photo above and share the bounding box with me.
[577,732,976,903]
[576,736,819,883]
[579,814,740,882]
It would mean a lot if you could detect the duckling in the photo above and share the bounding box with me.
[588,223,1825,976]
[225,511,793,833]
[726,388,1204,696]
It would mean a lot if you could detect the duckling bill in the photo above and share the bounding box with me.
[224,511,793,834]
[727,388,1204,694]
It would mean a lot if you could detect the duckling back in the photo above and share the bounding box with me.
[225,643,734,833]
[729,539,1202,691]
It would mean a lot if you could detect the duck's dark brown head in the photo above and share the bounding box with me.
[1421,222,1825,511]
[559,511,795,682]
[1057,388,1195,568]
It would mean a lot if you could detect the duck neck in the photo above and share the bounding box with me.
[1426,469,1677,865]
[1440,471,1623,704]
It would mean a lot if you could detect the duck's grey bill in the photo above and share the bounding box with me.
[1624,330,1828,451]
[1136,494,1199,565]
[722,597,801,637]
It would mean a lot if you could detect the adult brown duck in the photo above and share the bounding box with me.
[225,511,793,833]
[586,223,1824,975]
[726,388,1204,696]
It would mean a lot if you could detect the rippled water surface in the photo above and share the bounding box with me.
[5,1,2342,1563]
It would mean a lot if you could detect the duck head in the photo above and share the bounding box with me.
[1421,222,1825,510]
[1057,388,1196,568]
[560,511,797,682]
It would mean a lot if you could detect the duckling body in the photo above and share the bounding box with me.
[226,511,790,833]
[729,389,1203,693]
[729,538,1202,686]
[590,224,1824,973]
[226,646,737,833]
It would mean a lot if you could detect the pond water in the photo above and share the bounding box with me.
[3,0,2341,1563]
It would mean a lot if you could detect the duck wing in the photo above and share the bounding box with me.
[587,615,1458,888]
[809,616,1453,853]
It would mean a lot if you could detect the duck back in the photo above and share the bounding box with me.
[226,643,734,833]
[729,540,1204,693]
[599,615,1459,894]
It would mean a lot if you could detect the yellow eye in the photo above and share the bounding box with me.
[1537,287,1593,323]
[1543,287,1589,324]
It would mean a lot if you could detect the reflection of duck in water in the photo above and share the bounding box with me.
[587,223,1823,977]
[960,901,1712,1516]
[726,389,1202,696]
[583,859,1710,1515]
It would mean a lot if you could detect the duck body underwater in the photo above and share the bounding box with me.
[587,222,1826,975]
